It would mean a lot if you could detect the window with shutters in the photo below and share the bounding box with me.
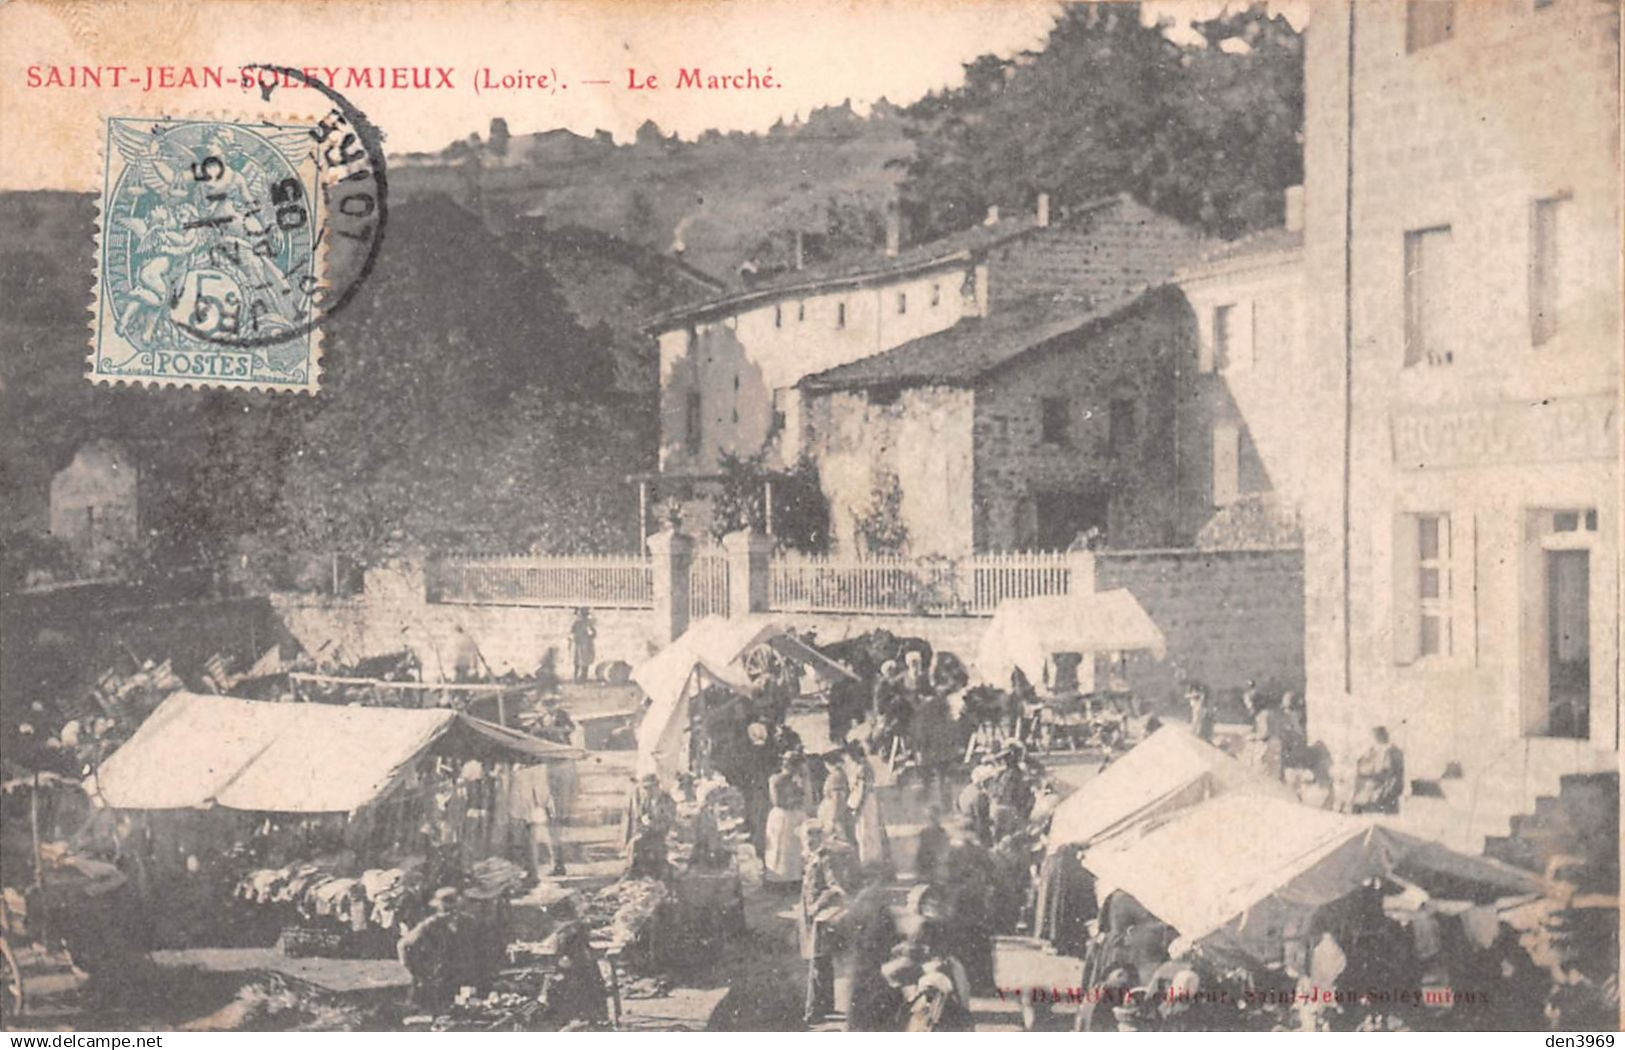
[1404,227,1454,367]
[1393,512,1475,665]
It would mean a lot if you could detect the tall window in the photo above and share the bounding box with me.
[1211,304,1235,372]
[930,283,942,307]
[1404,226,1454,367]
[774,303,783,329]
[897,292,908,315]
[1415,514,1452,657]
[1212,423,1240,506]
[1040,397,1070,445]
[1107,398,1136,457]
[836,301,847,329]
[1406,0,1454,51]
[684,391,703,453]
[797,301,806,322]
[1530,195,1570,346]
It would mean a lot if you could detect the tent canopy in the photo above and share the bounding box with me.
[976,589,1166,689]
[631,616,854,780]
[92,692,578,814]
[1047,725,1295,851]
[1082,794,1546,965]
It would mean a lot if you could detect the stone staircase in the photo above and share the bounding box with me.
[1484,773,1619,890]
[1398,737,1617,865]
[553,748,638,885]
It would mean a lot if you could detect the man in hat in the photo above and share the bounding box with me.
[799,822,849,1026]
[398,887,472,1013]
[625,774,677,878]
[569,608,596,683]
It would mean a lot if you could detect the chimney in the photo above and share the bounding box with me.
[793,230,805,271]
[972,263,990,317]
[1284,185,1304,233]
[1036,192,1051,228]
[884,207,901,258]
[984,205,1000,226]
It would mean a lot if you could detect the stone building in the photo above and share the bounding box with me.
[645,193,1208,537]
[799,286,1213,555]
[1301,0,1620,847]
[1173,193,1308,549]
[48,440,139,568]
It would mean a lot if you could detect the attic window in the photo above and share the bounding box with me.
[774,304,783,329]
[897,292,908,315]
[797,301,806,322]
[869,386,900,407]
[836,302,847,329]
[930,284,942,307]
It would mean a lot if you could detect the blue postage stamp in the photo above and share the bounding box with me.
[91,116,324,392]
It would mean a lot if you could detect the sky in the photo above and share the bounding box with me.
[0,0,1311,191]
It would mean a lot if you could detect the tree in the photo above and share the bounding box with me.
[899,1,1302,241]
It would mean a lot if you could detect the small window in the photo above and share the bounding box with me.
[684,391,703,452]
[1404,226,1454,367]
[1040,398,1070,445]
[797,301,806,322]
[836,302,847,329]
[1406,0,1454,51]
[930,283,942,307]
[1212,423,1240,506]
[897,292,908,315]
[770,388,787,436]
[1107,398,1136,457]
[774,304,783,329]
[1211,304,1235,372]
[1530,195,1570,346]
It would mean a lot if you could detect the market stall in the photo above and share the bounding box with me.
[632,616,855,782]
[1080,793,1545,968]
[973,589,1165,752]
[88,692,581,958]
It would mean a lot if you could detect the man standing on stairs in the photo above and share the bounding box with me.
[1351,726,1405,815]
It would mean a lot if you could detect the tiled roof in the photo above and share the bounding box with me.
[647,195,1130,331]
[1177,226,1303,280]
[798,285,1168,392]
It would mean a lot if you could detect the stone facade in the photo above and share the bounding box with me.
[1301,0,1621,804]
[971,289,1208,552]
[1175,222,1309,545]
[803,385,975,555]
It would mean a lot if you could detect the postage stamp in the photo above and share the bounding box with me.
[91,115,325,392]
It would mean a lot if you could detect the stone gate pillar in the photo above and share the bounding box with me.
[722,529,774,617]
[647,526,694,645]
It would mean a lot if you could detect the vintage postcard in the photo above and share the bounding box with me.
[0,0,1618,1037]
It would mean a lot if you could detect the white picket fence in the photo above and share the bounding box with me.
[429,549,1073,617]
[427,553,654,608]
[770,550,1075,616]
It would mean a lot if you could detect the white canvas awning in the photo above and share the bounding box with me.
[976,589,1165,688]
[1082,794,1546,966]
[630,616,855,781]
[92,692,578,813]
[1047,725,1295,851]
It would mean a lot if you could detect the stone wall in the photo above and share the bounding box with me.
[1095,547,1305,717]
[972,288,1208,551]
[803,385,976,555]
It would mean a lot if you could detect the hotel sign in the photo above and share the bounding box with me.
[1391,394,1617,470]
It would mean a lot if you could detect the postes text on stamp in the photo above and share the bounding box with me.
[92,116,323,392]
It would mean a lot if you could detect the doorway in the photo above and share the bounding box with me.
[1034,490,1109,551]
[1546,548,1591,739]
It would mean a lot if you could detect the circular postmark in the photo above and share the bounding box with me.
[101,65,387,367]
